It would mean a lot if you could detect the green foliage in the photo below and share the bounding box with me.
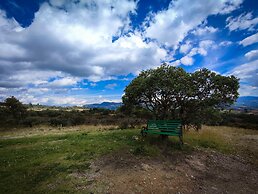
[123,64,239,128]
[0,96,27,125]
[220,112,258,130]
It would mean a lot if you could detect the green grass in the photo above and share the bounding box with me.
[0,129,167,193]
[0,125,255,193]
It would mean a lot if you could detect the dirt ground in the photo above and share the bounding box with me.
[71,147,258,194]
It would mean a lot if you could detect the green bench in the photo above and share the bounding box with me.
[141,120,183,145]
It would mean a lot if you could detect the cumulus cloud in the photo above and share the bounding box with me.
[48,77,78,87]
[180,56,194,66]
[1,0,253,105]
[22,95,88,106]
[179,41,192,54]
[226,12,258,31]
[0,1,167,87]
[239,32,258,46]
[192,26,218,36]
[144,0,242,47]
[178,40,216,66]
[0,0,243,85]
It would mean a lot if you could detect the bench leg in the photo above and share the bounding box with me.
[141,129,147,137]
[179,135,184,146]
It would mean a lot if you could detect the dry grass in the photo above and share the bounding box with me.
[184,125,258,164]
[0,124,118,139]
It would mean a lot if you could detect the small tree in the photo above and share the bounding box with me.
[4,96,27,124]
[122,64,239,130]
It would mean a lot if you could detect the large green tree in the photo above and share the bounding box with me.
[122,64,239,129]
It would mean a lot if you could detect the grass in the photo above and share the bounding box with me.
[0,125,257,193]
[185,126,233,153]
[0,128,159,193]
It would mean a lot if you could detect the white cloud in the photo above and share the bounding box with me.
[144,0,242,47]
[226,12,258,31]
[169,60,181,66]
[190,40,215,56]
[23,96,88,106]
[239,85,258,96]
[48,77,78,87]
[239,32,258,46]
[219,41,233,47]
[227,59,258,88]
[0,1,168,87]
[178,39,216,66]
[90,83,97,87]
[245,50,258,60]
[0,0,243,87]
[179,41,192,54]
[226,59,258,96]
[192,26,218,36]
[180,56,194,66]
[105,83,117,89]
[199,40,216,50]
[0,0,250,105]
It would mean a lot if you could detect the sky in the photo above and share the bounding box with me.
[0,0,257,106]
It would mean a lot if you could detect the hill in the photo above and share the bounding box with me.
[83,96,258,111]
[84,102,122,110]
[233,96,258,109]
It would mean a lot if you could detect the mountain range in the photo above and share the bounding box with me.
[233,96,258,109]
[84,96,258,110]
[84,102,122,110]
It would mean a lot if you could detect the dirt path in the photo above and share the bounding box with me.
[72,149,258,194]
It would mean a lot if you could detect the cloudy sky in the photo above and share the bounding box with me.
[0,0,257,106]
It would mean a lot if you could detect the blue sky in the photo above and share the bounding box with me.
[0,0,257,106]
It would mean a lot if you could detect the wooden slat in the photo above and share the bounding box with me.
[146,131,181,136]
[145,120,182,137]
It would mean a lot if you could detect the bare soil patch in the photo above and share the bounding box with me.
[74,149,258,194]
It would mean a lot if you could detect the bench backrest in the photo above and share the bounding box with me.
[147,120,182,131]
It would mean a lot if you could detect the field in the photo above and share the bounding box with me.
[0,125,257,193]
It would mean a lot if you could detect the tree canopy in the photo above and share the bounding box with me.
[122,64,239,129]
[4,96,27,123]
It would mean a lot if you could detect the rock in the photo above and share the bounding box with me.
[141,163,152,171]
[165,174,173,179]
[95,168,100,173]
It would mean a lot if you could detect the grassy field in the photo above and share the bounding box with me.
[0,125,257,193]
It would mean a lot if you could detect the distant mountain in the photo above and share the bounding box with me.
[84,96,258,110]
[84,102,122,110]
[233,96,258,109]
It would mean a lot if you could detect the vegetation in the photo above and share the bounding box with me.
[220,112,258,130]
[1,95,258,131]
[0,97,144,129]
[0,96,27,125]
[123,64,239,129]
[0,125,257,193]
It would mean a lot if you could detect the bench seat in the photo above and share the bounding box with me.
[141,120,183,144]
